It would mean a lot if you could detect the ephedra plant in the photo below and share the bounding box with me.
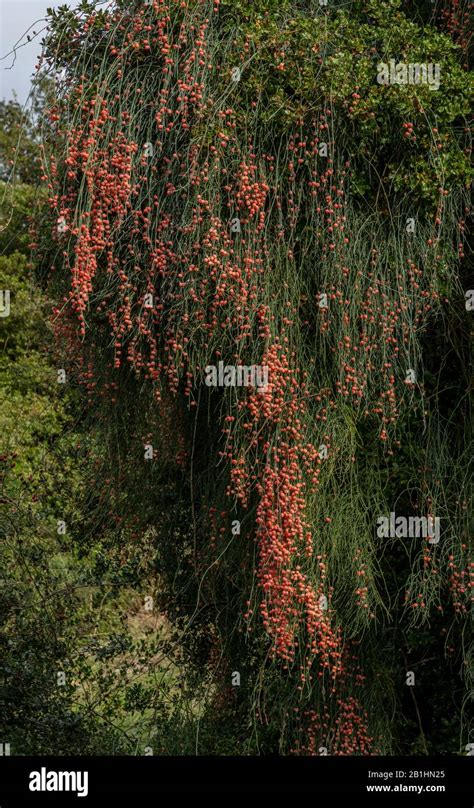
[33,0,471,754]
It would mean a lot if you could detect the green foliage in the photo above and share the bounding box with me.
[0,99,41,184]
[0,184,39,255]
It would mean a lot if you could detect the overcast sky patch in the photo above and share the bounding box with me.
[0,0,81,104]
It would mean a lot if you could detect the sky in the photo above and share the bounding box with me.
[0,0,81,104]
